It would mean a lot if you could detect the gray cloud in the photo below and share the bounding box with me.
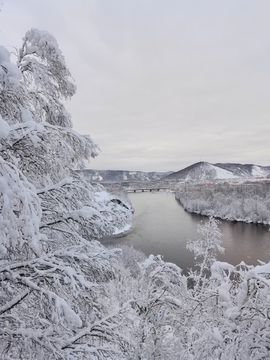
[1,0,270,171]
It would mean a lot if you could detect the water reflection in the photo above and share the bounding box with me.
[100,191,270,270]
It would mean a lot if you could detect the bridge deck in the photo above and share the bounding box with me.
[126,188,169,193]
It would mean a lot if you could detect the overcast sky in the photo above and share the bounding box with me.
[1,0,270,172]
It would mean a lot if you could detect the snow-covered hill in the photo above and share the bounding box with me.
[77,163,270,184]
[163,162,270,182]
[77,169,173,182]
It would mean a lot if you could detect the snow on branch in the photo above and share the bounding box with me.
[0,30,134,359]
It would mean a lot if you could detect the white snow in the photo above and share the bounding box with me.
[251,165,267,177]
[213,165,238,179]
[0,46,22,88]
[113,222,132,235]
[70,206,100,221]
[0,115,10,140]
[95,190,111,202]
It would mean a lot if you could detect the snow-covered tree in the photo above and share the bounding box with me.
[178,218,270,359]
[187,217,224,281]
[18,28,76,127]
[0,29,133,359]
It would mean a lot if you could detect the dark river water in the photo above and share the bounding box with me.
[100,191,270,270]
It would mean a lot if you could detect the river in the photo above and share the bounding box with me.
[100,191,270,270]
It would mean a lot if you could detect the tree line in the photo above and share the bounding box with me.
[176,182,270,224]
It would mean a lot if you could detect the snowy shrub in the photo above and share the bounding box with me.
[109,244,146,278]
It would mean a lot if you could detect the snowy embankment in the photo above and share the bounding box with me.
[175,181,270,225]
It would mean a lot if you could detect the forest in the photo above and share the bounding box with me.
[1,29,270,359]
[175,182,270,224]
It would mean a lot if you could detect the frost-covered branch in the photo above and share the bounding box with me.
[0,29,134,359]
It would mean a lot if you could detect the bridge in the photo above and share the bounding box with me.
[126,187,171,193]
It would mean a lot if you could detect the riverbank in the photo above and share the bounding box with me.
[100,191,270,270]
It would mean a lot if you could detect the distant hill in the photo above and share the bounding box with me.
[162,162,270,182]
[77,163,270,184]
[76,169,174,182]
